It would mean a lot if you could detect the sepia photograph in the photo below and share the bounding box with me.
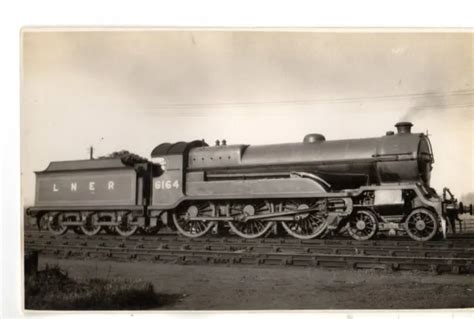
[20,28,473,311]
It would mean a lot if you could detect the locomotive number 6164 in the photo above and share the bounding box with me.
[154,180,180,190]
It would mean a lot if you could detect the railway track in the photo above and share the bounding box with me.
[24,231,474,274]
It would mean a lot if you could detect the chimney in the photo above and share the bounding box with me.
[395,122,413,134]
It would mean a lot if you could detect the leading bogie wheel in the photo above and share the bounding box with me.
[47,212,68,236]
[347,209,378,240]
[404,208,438,241]
[172,202,216,238]
[279,201,328,240]
[227,201,274,239]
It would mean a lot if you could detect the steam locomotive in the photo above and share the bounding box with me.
[26,122,470,241]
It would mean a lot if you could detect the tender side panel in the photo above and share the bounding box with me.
[35,169,137,206]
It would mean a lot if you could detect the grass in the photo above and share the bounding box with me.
[25,264,168,310]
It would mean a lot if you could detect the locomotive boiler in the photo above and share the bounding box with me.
[27,122,468,241]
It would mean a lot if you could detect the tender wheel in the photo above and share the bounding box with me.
[47,212,68,236]
[227,201,274,239]
[172,202,216,238]
[98,216,116,235]
[37,214,49,231]
[347,210,378,240]
[80,213,102,236]
[139,226,161,235]
[72,227,84,235]
[405,208,438,241]
[114,213,138,237]
[103,226,116,235]
[279,201,328,240]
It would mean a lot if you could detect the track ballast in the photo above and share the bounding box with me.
[25,231,474,274]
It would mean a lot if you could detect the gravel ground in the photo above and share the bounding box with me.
[37,256,474,310]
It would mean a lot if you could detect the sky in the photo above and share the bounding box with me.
[21,29,473,205]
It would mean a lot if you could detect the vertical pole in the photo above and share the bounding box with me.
[89,146,94,160]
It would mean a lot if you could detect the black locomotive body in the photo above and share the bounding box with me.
[27,122,470,241]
